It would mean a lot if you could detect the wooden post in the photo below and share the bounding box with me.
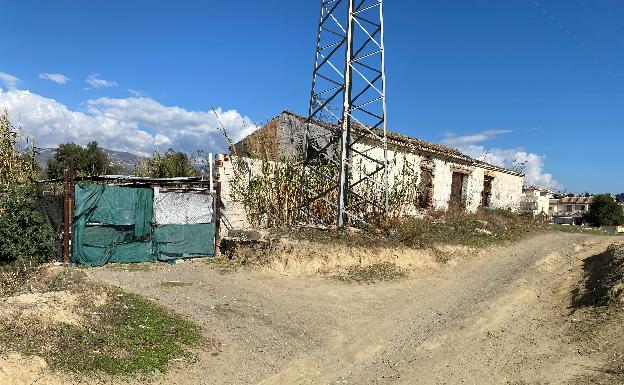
[62,169,70,264]
[214,181,222,258]
[62,166,75,264]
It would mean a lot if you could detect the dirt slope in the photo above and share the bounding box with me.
[3,232,619,384]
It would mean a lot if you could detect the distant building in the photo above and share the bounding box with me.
[231,110,524,214]
[551,196,593,225]
[518,186,554,217]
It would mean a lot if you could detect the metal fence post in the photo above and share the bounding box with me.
[214,181,222,258]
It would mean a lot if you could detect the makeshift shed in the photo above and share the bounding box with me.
[66,176,216,267]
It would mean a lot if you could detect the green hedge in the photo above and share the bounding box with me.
[0,185,56,264]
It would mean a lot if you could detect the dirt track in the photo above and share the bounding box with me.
[2,233,617,384]
[74,232,615,385]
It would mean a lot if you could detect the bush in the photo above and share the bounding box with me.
[136,149,198,178]
[584,194,624,227]
[0,184,56,264]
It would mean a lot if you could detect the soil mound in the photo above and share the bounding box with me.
[574,242,624,307]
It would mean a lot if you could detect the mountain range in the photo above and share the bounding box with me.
[35,147,144,174]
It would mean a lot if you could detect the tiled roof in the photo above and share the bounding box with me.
[559,196,594,204]
[278,111,523,176]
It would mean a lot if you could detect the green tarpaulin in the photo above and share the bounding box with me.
[72,183,213,266]
[154,224,215,261]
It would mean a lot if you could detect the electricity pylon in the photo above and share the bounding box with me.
[300,0,389,228]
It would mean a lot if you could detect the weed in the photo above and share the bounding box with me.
[205,258,238,275]
[334,263,407,284]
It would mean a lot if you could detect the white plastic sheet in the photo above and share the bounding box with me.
[153,189,213,225]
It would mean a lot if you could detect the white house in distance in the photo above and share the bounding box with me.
[226,110,524,216]
[551,196,593,225]
[519,186,554,217]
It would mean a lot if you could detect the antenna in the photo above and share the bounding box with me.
[300,0,389,227]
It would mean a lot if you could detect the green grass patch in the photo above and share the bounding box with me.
[334,262,407,284]
[57,291,201,375]
[0,269,204,377]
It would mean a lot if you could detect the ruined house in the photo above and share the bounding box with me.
[230,111,523,214]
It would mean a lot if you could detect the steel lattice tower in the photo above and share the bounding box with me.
[300,0,389,227]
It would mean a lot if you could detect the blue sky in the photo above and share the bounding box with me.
[1,0,623,193]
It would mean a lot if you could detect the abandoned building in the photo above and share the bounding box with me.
[219,111,524,229]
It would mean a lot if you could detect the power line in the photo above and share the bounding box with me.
[531,0,622,80]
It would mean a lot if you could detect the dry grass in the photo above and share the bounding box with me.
[333,263,407,284]
[272,210,613,251]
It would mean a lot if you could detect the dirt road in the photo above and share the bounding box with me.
[88,232,617,385]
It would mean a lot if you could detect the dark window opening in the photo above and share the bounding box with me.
[481,176,494,208]
[418,168,434,209]
[449,172,466,211]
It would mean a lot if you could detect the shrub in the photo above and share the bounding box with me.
[584,194,624,227]
[136,149,198,178]
[0,184,56,264]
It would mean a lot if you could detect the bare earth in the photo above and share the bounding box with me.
[2,232,620,384]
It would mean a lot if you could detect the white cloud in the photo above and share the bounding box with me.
[86,74,117,88]
[39,73,70,84]
[442,129,512,147]
[0,72,20,89]
[443,129,563,191]
[128,89,147,97]
[0,88,257,157]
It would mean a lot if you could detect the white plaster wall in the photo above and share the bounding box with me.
[465,168,485,213]
[489,170,523,211]
[216,155,252,233]
[432,159,453,211]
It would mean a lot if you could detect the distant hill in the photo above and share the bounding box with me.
[35,147,145,175]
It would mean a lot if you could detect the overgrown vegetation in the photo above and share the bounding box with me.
[270,210,611,250]
[0,108,34,189]
[46,141,122,179]
[0,108,55,265]
[0,185,56,264]
[584,194,624,227]
[0,268,204,376]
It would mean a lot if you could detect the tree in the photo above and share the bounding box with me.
[584,194,624,227]
[0,109,34,188]
[46,141,120,178]
[616,193,624,203]
[136,149,198,178]
[0,185,56,264]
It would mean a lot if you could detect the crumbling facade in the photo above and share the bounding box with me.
[231,111,523,215]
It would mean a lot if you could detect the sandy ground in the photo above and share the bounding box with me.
[1,232,620,384]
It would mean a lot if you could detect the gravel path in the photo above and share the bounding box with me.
[88,232,617,385]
